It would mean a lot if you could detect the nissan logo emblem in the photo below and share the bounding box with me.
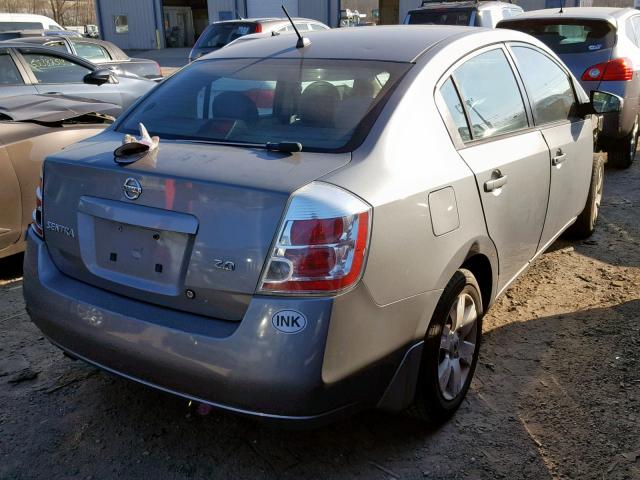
[123,177,142,200]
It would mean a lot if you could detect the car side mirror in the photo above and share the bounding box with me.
[590,90,623,114]
[83,69,115,86]
[577,90,624,117]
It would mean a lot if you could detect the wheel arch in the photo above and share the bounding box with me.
[460,252,494,312]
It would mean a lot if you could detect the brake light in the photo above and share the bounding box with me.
[259,182,371,294]
[32,173,44,239]
[582,58,634,81]
[254,23,263,33]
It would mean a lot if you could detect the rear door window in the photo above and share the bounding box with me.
[73,41,111,61]
[407,8,474,26]
[511,46,576,125]
[499,19,615,53]
[0,53,23,84]
[451,48,528,140]
[21,51,91,84]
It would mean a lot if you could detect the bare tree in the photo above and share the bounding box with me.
[48,0,70,25]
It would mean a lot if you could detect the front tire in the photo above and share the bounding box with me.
[407,269,483,423]
[565,152,605,239]
[607,116,638,169]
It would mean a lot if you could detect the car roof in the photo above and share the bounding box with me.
[409,1,521,11]
[214,17,324,25]
[207,25,492,63]
[500,6,635,21]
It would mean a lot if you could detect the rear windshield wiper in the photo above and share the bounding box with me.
[266,142,302,153]
[181,139,303,153]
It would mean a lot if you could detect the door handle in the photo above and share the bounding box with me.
[44,91,62,95]
[552,149,567,166]
[484,172,508,192]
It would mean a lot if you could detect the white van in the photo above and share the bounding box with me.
[0,13,64,32]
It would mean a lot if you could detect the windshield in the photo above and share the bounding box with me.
[195,23,258,49]
[406,8,474,26]
[499,19,616,54]
[117,58,410,152]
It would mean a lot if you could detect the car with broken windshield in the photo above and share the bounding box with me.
[24,25,616,425]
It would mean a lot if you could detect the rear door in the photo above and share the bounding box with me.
[508,44,593,249]
[438,46,551,292]
[0,144,21,251]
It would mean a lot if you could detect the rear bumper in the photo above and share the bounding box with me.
[23,230,411,424]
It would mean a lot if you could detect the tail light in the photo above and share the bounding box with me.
[254,23,263,33]
[32,173,44,239]
[582,58,634,81]
[259,182,371,294]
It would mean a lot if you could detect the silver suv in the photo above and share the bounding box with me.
[405,0,523,28]
[499,7,640,168]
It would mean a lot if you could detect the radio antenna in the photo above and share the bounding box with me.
[281,5,310,48]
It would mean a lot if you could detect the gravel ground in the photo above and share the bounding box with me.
[1,159,639,480]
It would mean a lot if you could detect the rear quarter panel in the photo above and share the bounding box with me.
[320,39,498,381]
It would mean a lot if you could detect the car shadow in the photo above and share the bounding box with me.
[21,300,636,480]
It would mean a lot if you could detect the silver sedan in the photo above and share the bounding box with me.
[24,25,616,425]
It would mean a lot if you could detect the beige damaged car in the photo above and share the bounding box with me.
[0,94,118,260]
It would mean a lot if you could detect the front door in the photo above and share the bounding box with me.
[509,45,594,249]
[18,49,124,106]
[439,47,551,292]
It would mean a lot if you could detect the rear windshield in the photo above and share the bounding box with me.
[0,21,42,32]
[195,22,258,49]
[116,58,411,152]
[499,19,616,53]
[406,8,474,26]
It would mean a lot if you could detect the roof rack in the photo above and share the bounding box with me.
[420,0,477,5]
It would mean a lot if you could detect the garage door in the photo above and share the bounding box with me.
[247,0,298,18]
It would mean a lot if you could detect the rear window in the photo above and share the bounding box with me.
[0,21,42,32]
[406,8,474,26]
[499,19,616,54]
[117,58,411,152]
[195,22,258,49]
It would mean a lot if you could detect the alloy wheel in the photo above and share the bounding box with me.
[438,292,479,401]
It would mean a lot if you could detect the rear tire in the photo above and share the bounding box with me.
[406,269,483,423]
[607,116,638,169]
[565,152,605,239]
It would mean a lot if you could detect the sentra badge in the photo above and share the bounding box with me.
[46,221,75,239]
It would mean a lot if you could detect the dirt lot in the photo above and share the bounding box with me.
[1,160,639,480]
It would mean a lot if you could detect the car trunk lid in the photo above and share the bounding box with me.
[42,130,350,321]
